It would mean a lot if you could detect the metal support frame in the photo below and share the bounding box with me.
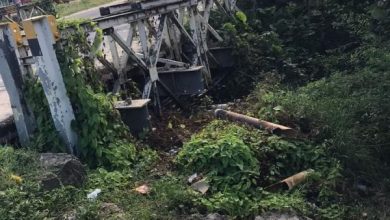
[109,28,148,72]
[23,16,78,155]
[0,0,241,150]
[93,0,198,30]
[106,34,121,70]
[189,7,212,86]
[0,3,45,21]
[64,0,237,110]
[106,15,186,113]
[0,23,36,146]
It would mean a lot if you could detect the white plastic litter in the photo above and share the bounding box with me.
[87,189,102,201]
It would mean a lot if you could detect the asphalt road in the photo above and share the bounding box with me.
[64,0,127,19]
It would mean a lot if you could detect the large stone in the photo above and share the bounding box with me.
[39,153,87,190]
[255,213,308,220]
[205,213,227,220]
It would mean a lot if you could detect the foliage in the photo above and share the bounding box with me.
[197,190,259,217]
[58,21,137,168]
[88,168,133,190]
[0,147,193,219]
[213,0,389,101]
[248,44,390,179]
[0,147,39,190]
[23,20,137,168]
[177,121,344,217]
[177,126,260,192]
[24,77,65,152]
[34,0,56,15]
[0,147,98,219]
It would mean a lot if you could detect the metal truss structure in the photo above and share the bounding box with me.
[0,0,238,153]
[87,0,238,113]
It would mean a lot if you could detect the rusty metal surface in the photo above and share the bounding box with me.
[215,109,296,136]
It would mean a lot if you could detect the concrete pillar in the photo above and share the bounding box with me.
[0,23,36,146]
[23,16,78,155]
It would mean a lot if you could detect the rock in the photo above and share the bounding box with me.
[255,213,307,220]
[99,203,125,220]
[39,153,87,190]
[205,213,227,220]
[184,213,227,220]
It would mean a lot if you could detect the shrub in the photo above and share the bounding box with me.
[176,122,260,192]
[248,45,390,179]
[177,121,344,218]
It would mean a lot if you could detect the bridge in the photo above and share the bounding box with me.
[0,0,238,154]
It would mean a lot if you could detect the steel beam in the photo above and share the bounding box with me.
[93,0,198,30]
[109,28,148,73]
[106,34,121,70]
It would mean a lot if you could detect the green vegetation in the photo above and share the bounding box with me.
[55,0,119,17]
[1,0,390,219]
[177,121,343,218]
[25,21,137,168]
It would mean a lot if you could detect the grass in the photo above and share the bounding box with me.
[55,0,120,17]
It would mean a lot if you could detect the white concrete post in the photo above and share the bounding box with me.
[0,23,36,146]
[23,16,78,154]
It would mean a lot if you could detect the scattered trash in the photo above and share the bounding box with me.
[191,178,209,194]
[265,169,314,191]
[87,189,102,201]
[281,170,314,190]
[134,184,150,195]
[188,173,198,184]
[10,174,22,184]
[168,148,179,156]
[210,104,229,110]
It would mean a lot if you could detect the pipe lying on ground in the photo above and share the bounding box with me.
[214,109,295,136]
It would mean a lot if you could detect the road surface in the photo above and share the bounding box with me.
[64,0,127,19]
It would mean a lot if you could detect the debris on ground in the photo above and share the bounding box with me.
[134,184,150,195]
[281,170,314,190]
[87,189,102,200]
[191,178,209,194]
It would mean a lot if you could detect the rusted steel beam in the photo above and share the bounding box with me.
[93,0,198,30]
[215,109,295,135]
